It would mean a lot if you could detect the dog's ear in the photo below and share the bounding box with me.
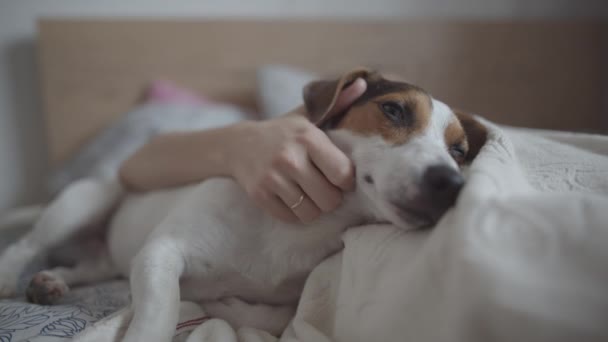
[303,67,377,126]
[454,110,488,163]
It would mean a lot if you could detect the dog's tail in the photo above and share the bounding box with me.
[0,204,45,231]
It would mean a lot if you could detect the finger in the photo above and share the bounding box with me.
[261,195,299,223]
[290,193,322,223]
[269,174,322,223]
[304,131,355,191]
[329,78,367,115]
[290,160,343,213]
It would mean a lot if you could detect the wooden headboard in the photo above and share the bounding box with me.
[38,19,607,165]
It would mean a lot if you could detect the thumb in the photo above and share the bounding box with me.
[329,78,367,115]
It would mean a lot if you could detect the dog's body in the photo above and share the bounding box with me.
[0,69,486,341]
[112,176,362,302]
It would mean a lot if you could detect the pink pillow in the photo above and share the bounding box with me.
[144,80,210,105]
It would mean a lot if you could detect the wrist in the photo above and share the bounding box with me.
[224,120,258,179]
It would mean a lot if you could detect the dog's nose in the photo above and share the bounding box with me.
[422,165,464,207]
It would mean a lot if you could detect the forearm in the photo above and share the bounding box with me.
[119,121,252,191]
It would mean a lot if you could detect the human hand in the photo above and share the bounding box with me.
[229,78,367,223]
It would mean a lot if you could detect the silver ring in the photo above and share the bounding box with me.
[289,194,305,210]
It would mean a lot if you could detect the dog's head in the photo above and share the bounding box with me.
[303,68,487,229]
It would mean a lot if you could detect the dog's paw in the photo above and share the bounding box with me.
[26,271,69,305]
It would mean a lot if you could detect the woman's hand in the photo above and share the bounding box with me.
[228,78,366,223]
[119,78,366,223]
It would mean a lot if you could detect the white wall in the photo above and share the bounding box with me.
[0,0,606,212]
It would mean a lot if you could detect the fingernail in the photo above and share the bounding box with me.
[352,78,366,91]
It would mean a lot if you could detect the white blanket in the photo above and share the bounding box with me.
[77,121,608,342]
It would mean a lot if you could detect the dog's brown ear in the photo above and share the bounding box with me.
[303,67,376,126]
[455,110,488,163]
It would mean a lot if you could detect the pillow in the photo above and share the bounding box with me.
[145,80,210,105]
[48,81,249,194]
[256,65,317,119]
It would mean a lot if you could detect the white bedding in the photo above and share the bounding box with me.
[3,121,608,342]
[277,122,608,342]
[275,123,608,342]
[71,121,608,341]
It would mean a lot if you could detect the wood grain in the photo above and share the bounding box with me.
[37,19,607,164]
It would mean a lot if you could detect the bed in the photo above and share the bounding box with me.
[1,19,607,341]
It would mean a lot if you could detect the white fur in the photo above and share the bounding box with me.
[0,98,462,341]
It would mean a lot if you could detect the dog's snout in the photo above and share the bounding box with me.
[422,165,464,206]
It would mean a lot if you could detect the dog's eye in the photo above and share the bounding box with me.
[449,145,466,160]
[380,102,411,126]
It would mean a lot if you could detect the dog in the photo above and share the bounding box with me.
[0,68,486,341]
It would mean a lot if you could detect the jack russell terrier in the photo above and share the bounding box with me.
[0,68,486,341]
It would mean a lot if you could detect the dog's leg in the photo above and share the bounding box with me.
[201,297,295,336]
[0,178,122,297]
[26,241,120,304]
[122,238,186,342]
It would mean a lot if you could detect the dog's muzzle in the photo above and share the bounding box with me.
[392,164,465,226]
[421,165,465,207]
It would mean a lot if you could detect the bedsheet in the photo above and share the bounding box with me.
[0,225,129,342]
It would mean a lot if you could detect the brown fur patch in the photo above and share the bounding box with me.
[337,89,432,145]
[454,110,488,163]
